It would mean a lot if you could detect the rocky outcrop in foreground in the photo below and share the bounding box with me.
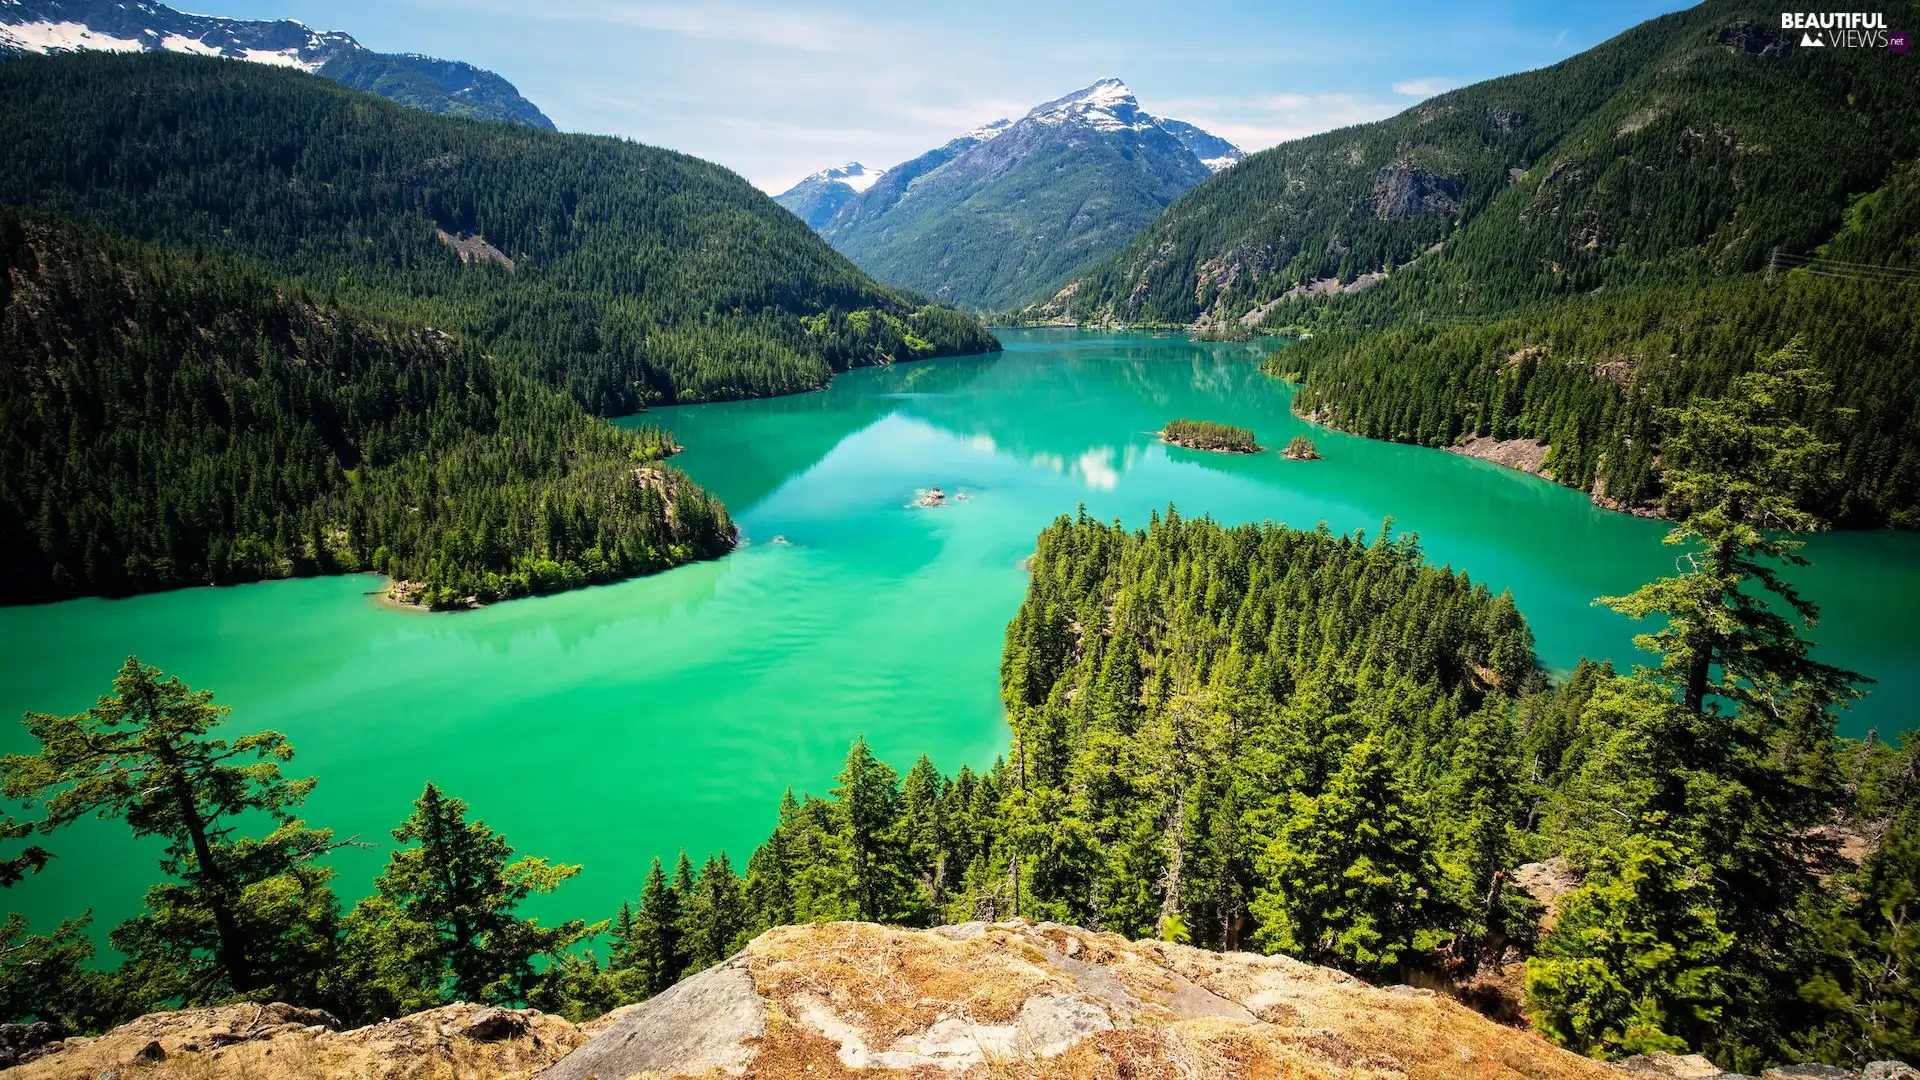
[5,1001,584,1080]
[14,921,1912,1080]
[552,919,1619,1079]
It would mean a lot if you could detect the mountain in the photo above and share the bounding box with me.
[0,52,999,416]
[1026,1,1920,529]
[0,0,556,128]
[1033,2,1919,327]
[774,161,885,228]
[813,78,1243,310]
[0,209,734,606]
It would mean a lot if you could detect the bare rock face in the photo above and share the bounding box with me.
[1371,165,1464,219]
[537,959,764,1080]
[538,919,1621,1079]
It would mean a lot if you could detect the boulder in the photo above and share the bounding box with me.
[537,959,764,1080]
[0,1021,61,1069]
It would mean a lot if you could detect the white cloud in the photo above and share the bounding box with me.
[1157,91,1410,153]
[1074,448,1121,491]
[1391,76,1459,97]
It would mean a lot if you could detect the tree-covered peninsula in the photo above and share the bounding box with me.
[0,211,733,606]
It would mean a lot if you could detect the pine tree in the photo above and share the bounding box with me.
[1251,736,1446,978]
[343,783,592,1010]
[0,657,342,1003]
[1527,827,1733,1057]
[1597,342,1859,716]
[0,914,111,1032]
[1797,803,1920,1063]
[829,736,913,923]
[899,755,949,912]
[1442,701,1523,972]
[632,857,682,995]
[681,852,748,974]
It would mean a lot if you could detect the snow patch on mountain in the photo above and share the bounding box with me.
[960,118,1014,143]
[0,0,553,126]
[1027,77,1155,133]
[1,20,144,52]
[803,162,884,193]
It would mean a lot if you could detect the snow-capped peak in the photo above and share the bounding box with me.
[800,161,883,193]
[1026,77,1151,132]
[960,118,1013,143]
[0,0,353,72]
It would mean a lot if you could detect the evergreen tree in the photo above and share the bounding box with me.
[0,914,113,1032]
[1797,803,1920,1063]
[341,784,591,1012]
[680,852,748,975]
[1441,701,1524,971]
[1251,736,1446,977]
[1597,343,1860,716]
[1528,827,1733,1057]
[0,657,341,1004]
[899,755,949,911]
[829,736,915,923]
[631,857,682,995]
[606,901,637,969]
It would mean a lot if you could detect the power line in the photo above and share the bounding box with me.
[1768,248,1920,286]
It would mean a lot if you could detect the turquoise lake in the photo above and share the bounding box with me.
[4,330,1915,940]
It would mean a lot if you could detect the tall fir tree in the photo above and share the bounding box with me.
[828,736,915,923]
[1796,802,1920,1064]
[1597,342,1859,716]
[631,857,683,995]
[680,852,748,974]
[1,658,341,1005]
[339,784,591,1014]
[1528,827,1734,1057]
[1251,736,1446,977]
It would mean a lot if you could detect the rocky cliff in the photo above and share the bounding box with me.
[11,921,1911,1079]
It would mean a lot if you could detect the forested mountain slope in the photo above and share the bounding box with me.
[1032,1,1919,326]
[1277,275,1920,527]
[0,52,999,415]
[0,210,733,605]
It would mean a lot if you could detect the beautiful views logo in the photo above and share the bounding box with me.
[1780,11,1896,47]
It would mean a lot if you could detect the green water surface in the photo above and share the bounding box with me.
[4,330,1916,941]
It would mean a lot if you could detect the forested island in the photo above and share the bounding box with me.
[4,347,1911,1072]
[1162,419,1260,453]
[1283,435,1321,460]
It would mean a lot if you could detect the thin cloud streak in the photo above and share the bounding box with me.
[436,0,879,53]
[1158,91,1411,152]
[1391,76,1459,97]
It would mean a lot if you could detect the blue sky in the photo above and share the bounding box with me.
[212,0,1694,192]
